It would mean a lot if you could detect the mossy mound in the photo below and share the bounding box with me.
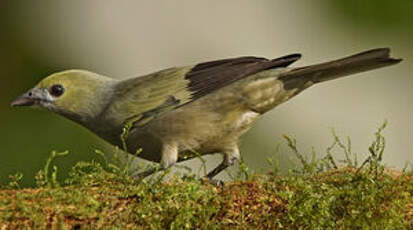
[1,161,411,229]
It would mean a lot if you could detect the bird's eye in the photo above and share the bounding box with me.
[49,84,65,97]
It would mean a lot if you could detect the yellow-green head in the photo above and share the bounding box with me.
[11,70,115,124]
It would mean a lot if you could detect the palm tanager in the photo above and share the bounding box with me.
[11,48,402,179]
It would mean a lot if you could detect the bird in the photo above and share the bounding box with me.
[11,48,401,180]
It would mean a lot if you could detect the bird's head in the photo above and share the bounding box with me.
[12,70,114,124]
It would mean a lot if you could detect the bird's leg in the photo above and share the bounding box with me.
[160,142,178,170]
[135,142,178,180]
[206,147,240,180]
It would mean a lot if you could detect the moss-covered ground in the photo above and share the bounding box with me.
[1,123,412,229]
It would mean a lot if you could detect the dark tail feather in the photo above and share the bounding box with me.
[279,48,402,90]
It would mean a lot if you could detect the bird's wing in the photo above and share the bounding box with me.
[109,54,301,127]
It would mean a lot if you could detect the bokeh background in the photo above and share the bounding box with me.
[1,0,412,186]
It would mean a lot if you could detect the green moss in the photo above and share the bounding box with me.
[0,123,412,229]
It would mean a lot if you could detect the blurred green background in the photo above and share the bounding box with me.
[1,1,412,186]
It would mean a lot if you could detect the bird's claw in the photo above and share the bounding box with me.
[202,178,226,190]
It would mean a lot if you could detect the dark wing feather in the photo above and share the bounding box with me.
[186,54,301,99]
[110,54,301,127]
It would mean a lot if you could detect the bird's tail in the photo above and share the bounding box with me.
[279,48,402,90]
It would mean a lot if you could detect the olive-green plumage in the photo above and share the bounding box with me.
[12,48,401,179]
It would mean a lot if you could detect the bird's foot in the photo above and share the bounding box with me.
[132,167,159,181]
[201,177,226,189]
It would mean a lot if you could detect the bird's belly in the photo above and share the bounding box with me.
[122,109,259,164]
[177,110,260,161]
[122,100,260,163]
[145,88,261,160]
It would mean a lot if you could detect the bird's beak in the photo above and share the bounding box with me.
[11,94,35,107]
[11,88,46,107]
